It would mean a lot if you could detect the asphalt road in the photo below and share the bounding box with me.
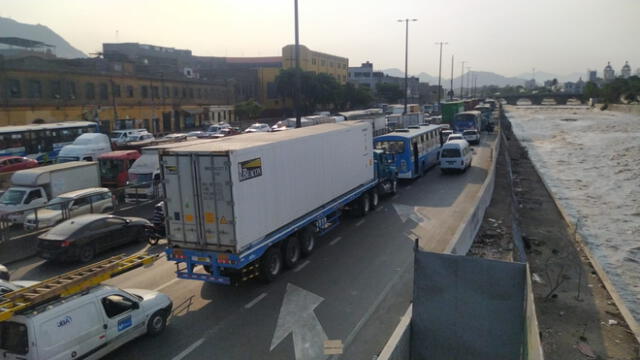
[8,133,497,360]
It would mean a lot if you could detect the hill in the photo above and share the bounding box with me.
[0,17,86,58]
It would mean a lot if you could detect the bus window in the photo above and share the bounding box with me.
[375,141,405,154]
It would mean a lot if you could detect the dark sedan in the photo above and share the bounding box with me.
[37,214,151,262]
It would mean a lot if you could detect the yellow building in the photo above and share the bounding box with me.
[282,44,349,84]
[0,56,234,133]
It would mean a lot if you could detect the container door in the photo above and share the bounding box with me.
[162,154,201,246]
[195,155,236,247]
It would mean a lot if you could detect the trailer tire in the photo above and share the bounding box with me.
[260,247,283,282]
[282,236,301,268]
[370,189,379,209]
[357,193,370,217]
[299,227,316,257]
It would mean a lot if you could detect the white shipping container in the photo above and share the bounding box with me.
[161,122,374,253]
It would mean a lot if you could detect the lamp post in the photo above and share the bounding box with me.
[449,55,454,100]
[435,42,447,105]
[294,0,302,128]
[459,60,466,100]
[466,67,472,97]
[398,18,417,115]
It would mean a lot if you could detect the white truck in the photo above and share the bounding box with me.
[161,122,397,284]
[0,162,100,224]
[56,133,112,163]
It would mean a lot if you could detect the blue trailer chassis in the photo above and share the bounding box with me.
[165,179,378,285]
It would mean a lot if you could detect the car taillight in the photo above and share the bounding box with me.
[61,240,71,247]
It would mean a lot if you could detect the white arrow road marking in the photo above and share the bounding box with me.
[392,203,427,224]
[270,283,328,360]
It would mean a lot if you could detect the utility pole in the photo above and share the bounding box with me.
[449,54,454,100]
[466,67,472,97]
[473,74,477,97]
[398,18,417,115]
[459,61,466,100]
[435,41,447,105]
[294,0,302,128]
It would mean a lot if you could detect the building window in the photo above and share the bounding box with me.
[173,87,179,98]
[163,86,170,98]
[151,86,159,99]
[64,81,76,99]
[330,62,334,67]
[99,83,108,100]
[7,79,21,98]
[196,88,202,99]
[203,88,209,98]
[321,60,326,66]
[312,58,317,65]
[182,88,187,98]
[188,88,194,98]
[141,85,149,98]
[50,80,62,99]
[126,85,134,98]
[85,82,95,99]
[112,84,121,98]
[27,80,42,98]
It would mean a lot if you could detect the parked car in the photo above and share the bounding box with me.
[24,187,114,230]
[440,140,473,173]
[0,156,38,173]
[110,129,150,146]
[37,214,151,262]
[462,129,480,145]
[205,123,231,135]
[446,133,466,143]
[244,123,271,133]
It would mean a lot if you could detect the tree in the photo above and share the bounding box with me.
[375,82,404,103]
[234,99,263,121]
[583,81,600,99]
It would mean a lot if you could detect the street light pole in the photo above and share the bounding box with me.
[294,0,302,128]
[398,19,417,115]
[435,42,447,105]
[449,54,454,100]
[459,61,466,100]
[466,67,472,97]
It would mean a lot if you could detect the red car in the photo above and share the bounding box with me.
[0,156,39,173]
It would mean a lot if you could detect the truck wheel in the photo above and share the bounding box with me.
[78,245,95,263]
[260,247,283,282]
[357,193,370,217]
[147,310,168,336]
[282,236,301,268]
[370,189,379,209]
[299,227,316,257]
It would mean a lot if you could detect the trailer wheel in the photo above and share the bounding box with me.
[282,236,301,268]
[299,227,316,257]
[357,193,370,217]
[260,247,283,282]
[370,189,379,209]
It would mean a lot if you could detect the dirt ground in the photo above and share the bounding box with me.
[470,116,639,360]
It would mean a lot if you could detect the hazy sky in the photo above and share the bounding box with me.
[3,0,639,77]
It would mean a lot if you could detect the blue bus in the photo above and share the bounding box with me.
[374,124,444,179]
[452,111,482,132]
[0,121,98,163]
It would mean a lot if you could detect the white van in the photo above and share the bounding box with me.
[57,133,112,163]
[0,285,172,360]
[440,140,472,173]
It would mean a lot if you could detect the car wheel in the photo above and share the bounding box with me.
[282,236,301,268]
[147,310,168,336]
[78,245,95,263]
[260,247,283,282]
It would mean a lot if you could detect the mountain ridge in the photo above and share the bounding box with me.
[0,16,86,58]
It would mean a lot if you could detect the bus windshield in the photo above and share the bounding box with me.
[375,141,405,154]
[45,197,71,211]
[100,159,123,180]
[0,189,26,205]
[129,173,153,187]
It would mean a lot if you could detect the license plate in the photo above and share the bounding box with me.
[192,256,210,262]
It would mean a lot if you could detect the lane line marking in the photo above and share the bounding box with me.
[244,292,268,309]
[153,278,180,292]
[355,219,365,227]
[293,260,310,272]
[329,236,342,246]
[172,338,205,360]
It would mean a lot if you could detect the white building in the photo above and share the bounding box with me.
[621,61,631,79]
[603,62,615,82]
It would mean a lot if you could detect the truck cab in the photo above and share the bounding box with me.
[124,153,162,204]
[373,150,398,195]
[98,150,141,188]
[57,133,112,163]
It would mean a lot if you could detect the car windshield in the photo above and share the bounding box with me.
[0,321,28,355]
[248,124,264,130]
[45,197,71,211]
[441,148,462,158]
[375,141,405,154]
[448,135,463,141]
[463,131,477,135]
[0,190,25,205]
[100,159,123,180]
